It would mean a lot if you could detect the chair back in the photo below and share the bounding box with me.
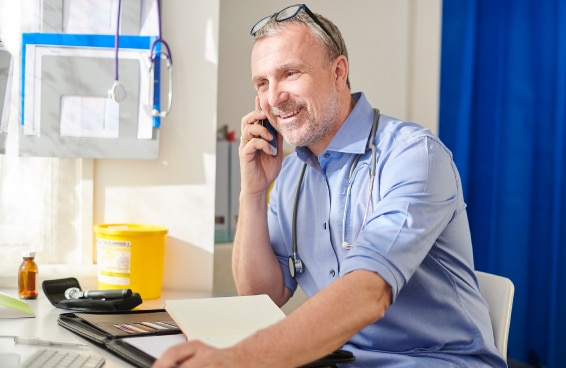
[475,270,515,358]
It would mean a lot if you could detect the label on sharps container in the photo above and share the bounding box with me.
[97,239,132,286]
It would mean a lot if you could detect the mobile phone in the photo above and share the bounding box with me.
[260,119,278,156]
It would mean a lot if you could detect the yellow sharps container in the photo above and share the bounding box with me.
[94,224,168,300]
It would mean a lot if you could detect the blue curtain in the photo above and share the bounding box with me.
[439,1,566,367]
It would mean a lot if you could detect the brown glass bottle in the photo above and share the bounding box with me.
[18,251,38,299]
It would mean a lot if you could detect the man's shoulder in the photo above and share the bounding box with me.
[379,115,432,137]
[378,115,441,147]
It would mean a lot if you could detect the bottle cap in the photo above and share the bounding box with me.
[22,251,36,258]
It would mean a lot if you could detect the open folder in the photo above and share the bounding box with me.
[165,294,355,367]
[58,309,183,368]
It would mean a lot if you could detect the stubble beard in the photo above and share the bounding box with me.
[276,97,341,148]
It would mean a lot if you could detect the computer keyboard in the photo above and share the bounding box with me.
[20,349,105,368]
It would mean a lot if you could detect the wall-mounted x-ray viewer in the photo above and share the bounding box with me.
[19,33,160,159]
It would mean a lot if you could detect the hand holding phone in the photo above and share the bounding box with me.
[260,119,278,156]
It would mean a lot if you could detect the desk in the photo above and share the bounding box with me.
[0,289,212,367]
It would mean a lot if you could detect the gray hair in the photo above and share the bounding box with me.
[252,11,350,89]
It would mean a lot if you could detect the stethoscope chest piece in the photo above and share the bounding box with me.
[108,81,127,103]
[288,253,303,279]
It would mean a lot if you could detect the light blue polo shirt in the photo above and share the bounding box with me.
[266,93,506,367]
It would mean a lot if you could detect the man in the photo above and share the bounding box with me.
[154,4,507,367]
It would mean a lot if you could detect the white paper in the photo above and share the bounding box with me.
[63,0,115,34]
[39,0,159,35]
[121,334,186,359]
[60,96,119,138]
[165,295,286,349]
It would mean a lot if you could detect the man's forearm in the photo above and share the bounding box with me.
[232,192,289,306]
[228,270,391,368]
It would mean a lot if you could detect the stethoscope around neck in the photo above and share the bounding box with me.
[288,108,380,279]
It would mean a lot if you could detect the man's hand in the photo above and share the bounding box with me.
[152,340,243,368]
[239,97,283,196]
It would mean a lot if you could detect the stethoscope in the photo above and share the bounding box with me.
[289,108,380,279]
[148,0,173,121]
[108,0,126,103]
[108,0,173,124]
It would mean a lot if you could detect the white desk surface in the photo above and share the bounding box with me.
[0,288,214,367]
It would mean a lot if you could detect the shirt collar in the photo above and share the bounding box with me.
[327,92,375,154]
[296,92,375,161]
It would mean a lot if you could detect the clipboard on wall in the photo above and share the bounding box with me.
[19,33,160,159]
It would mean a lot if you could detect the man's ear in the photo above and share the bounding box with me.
[333,55,349,90]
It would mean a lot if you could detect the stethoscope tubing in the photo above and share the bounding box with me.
[289,109,380,278]
[109,0,173,117]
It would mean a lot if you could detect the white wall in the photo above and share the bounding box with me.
[93,0,220,293]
